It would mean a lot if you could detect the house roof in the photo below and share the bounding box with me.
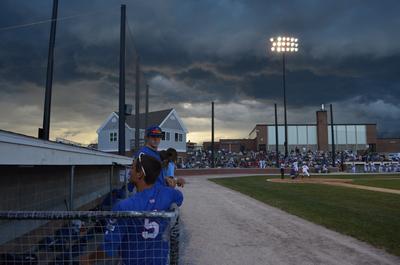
[118,108,173,129]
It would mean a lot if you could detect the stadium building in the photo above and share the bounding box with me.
[204,106,400,154]
[249,106,377,153]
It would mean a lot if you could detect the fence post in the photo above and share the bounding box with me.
[70,165,75,211]
[125,166,129,199]
[110,165,114,209]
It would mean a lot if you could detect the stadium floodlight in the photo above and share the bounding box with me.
[268,36,299,158]
[270,36,299,53]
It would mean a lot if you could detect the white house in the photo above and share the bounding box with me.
[97,108,188,154]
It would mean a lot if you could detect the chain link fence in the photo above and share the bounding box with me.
[0,210,180,265]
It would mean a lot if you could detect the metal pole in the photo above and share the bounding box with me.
[283,53,288,158]
[145,84,149,129]
[41,0,58,140]
[70,165,75,211]
[274,103,279,168]
[109,165,114,209]
[340,151,344,172]
[330,104,336,167]
[124,167,129,199]
[69,165,74,265]
[211,101,215,168]
[118,5,126,156]
[135,56,140,152]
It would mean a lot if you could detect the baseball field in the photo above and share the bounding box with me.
[210,174,400,257]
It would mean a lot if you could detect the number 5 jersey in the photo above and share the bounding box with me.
[102,184,183,265]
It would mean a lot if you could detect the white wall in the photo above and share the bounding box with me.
[159,128,186,152]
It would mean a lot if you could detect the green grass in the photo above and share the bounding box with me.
[353,179,400,190]
[210,175,400,256]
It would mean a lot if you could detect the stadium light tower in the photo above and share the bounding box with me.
[269,36,299,158]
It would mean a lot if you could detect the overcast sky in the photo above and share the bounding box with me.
[1,0,399,144]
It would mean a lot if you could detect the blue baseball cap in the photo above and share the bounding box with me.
[146,126,163,137]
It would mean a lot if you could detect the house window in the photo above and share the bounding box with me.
[162,132,166,141]
[175,133,179,142]
[179,134,183,142]
[110,132,117,142]
[166,132,170,141]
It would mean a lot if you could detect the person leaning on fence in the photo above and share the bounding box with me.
[161,148,185,188]
[81,153,184,265]
[128,126,166,194]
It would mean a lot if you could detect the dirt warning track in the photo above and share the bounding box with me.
[179,174,400,265]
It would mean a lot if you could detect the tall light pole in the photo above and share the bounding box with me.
[330,104,336,167]
[211,101,215,168]
[274,103,279,168]
[40,0,58,140]
[118,4,126,156]
[270,36,299,158]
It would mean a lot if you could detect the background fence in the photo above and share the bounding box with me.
[0,210,180,265]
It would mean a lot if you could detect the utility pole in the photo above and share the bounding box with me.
[330,104,336,167]
[274,103,279,168]
[135,56,140,152]
[211,101,215,168]
[40,0,58,140]
[282,53,288,158]
[118,4,126,156]
[145,84,149,130]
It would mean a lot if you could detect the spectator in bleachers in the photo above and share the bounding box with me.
[181,147,399,173]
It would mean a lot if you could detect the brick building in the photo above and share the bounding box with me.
[376,138,400,153]
[203,139,256,153]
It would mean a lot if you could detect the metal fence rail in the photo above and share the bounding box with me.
[0,210,180,265]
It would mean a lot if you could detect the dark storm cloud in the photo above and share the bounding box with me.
[1,0,400,141]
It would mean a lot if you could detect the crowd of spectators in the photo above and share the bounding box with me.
[179,147,400,173]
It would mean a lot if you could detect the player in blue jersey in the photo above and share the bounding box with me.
[130,125,165,188]
[81,153,183,265]
[161,148,185,188]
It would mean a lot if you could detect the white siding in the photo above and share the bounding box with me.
[98,109,187,153]
[158,128,186,152]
